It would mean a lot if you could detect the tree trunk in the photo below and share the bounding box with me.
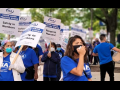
[110,29,116,46]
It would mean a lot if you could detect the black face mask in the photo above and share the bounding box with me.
[73,45,82,55]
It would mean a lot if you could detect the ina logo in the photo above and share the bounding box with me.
[31,23,38,26]
[84,65,90,70]
[6,8,14,14]
[20,17,27,21]
[21,54,26,59]
[48,18,56,23]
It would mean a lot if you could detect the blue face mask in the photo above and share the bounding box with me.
[6,47,12,53]
[57,47,61,51]
[18,46,21,49]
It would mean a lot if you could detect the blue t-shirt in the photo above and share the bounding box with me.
[0,53,14,81]
[37,44,43,56]
[61,48,65,54]
[93,42,115,65]
[57,51,63,59]
[19,48,39,81]
[84,63,92,79]
[61,56,88,81]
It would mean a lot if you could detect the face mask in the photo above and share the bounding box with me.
[12,46,15,51]
[50,47,55,52]
[57,47,61,51]
[6,47,12,53]
[18,46,21,49]
[73,45,82,55]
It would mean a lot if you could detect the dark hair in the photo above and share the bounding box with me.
[65,35,88,63]
[100,34,106,41]
[48,42,57,50]
[11,40,17,46]
[56,44,61,47]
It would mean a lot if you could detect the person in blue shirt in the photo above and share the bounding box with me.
[93,38,100,65]
[18,45,39,81]
[93,34,120,81]
[56,44,64,81]
[61,35,92,81]
[0,40,25,81]
[36,44,43,57]
[41,42,60,81]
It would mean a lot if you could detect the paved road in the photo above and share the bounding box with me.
[37,63,120,81]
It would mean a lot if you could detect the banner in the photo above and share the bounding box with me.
[58,23,64,44]
[60,26,69,50]
[15,22,46,48]
[0,8,20,35]
[71,24,86,40]
[42,16,61,43]
[18,16,31,36]
[39,35,46,52]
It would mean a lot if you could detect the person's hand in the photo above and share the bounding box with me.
[77,46,86,56]
[34,73,38,80]
[47,52,51,58]
[9,64,16,70]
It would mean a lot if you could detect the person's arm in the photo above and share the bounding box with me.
[50,53,60,64]
[34,64,38,80]
[70,46,86,76]
[41,52,48,62]
[31,50,39,80]
[88,78,92,81]
[92,47,98,56]
[112,47,120,53]
[92,53,98,56]
[10,55,25,73]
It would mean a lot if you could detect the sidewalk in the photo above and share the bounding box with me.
[37,64,120,81]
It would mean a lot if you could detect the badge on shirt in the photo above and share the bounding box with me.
[0,61,10,72]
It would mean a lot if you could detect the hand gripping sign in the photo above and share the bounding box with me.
[9,22,46,70]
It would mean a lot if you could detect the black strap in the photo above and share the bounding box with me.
[83,70,87,78]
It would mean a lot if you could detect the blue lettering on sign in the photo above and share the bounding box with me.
[19,22,31,26]
[22,27,43,35]
[31,23,38,26]
[63,29,69,31]
[60,29,63,33]
[0,13,19,21]
[44,22,60,30]
[71,27,86,34]
[40,39,44,42]
[6,8,14,14]
[48,18,56,23]
[20,17,27,21]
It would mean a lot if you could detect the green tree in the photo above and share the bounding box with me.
[0,33,5,40]
[28,8,76,26]
[75,8,119,46]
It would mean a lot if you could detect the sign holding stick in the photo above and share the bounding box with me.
[16,22,46,48]
[9,45,24,70]
[7,34,10,40]
[9,22,46,70]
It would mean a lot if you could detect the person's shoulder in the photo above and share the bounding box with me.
[27,48,35,53]
[61,56,73,63]
[37,44,41,48]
